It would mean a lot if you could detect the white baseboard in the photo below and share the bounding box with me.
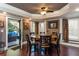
[60,42,79,48]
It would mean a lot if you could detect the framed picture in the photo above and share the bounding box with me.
[0,20,4,27]
[48,20,59,29]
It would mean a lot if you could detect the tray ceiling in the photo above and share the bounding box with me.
[8,3,67,14]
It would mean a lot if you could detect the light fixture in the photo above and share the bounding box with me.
[1,29,4,32]
[3,12,7,15]
[41,7,48,11]
[40,11,46,15]
[75,8,79,11]
[40,7,47,15]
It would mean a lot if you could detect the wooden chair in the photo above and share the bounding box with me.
[26,35,38,56]
[26,35,32,56]
[30,32,35,36]
[51,33,61,56]
[40,35,51,56]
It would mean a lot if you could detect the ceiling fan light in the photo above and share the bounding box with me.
[40,11,46,15]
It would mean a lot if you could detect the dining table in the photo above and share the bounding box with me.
[30,34,51,41]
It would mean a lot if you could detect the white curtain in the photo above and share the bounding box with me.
[68,19,79,41]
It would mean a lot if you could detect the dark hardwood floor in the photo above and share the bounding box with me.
[0,44,79,56]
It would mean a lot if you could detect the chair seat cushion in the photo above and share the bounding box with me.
[51,41,57,44]
[41,45,49,48]
[41,44,49,48]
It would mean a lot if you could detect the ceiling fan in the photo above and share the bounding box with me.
[41,6,54,13]
[40,6,54,15]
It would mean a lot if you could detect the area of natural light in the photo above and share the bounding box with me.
[68,19,79,41]
[30,22,35,32]
[39,22,45,34]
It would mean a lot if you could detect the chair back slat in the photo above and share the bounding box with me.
[40,35,51,47]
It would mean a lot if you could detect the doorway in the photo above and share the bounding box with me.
[8,18,21,48]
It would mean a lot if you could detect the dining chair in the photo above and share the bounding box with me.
[50,32,61,56]
[26,34,38,56]
[40,35,51,56]
[30,32,35,36]
[26,35,32,56]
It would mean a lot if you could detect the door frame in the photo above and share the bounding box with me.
[7,17,22,48]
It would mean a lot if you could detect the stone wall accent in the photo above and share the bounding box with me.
[23,17,31,42]
[62,19,69,42]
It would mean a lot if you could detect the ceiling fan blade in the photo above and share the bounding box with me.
[47,10,54,12]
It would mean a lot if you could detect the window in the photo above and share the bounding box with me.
[68,19,79,40]
[39,22,45,34]
[30,22,35,32]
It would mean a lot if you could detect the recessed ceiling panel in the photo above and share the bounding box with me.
[8,3,67,14]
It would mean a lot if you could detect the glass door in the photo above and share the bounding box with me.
[8,18,21,47]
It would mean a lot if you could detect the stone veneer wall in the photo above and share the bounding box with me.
[35,22,39,35]
[62,19,69,42]
[23,17,31,42]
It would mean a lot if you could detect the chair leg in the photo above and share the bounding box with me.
[56,47,60,56]
[28,45,32,56]
[44,48,46,56]
[46,48,49,56]
[39,48,41,56]
[40,47,45,56]
[34,44,37,56]
[48,47,52,56]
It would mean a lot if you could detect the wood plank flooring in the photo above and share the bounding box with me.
[0,44,79,56]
